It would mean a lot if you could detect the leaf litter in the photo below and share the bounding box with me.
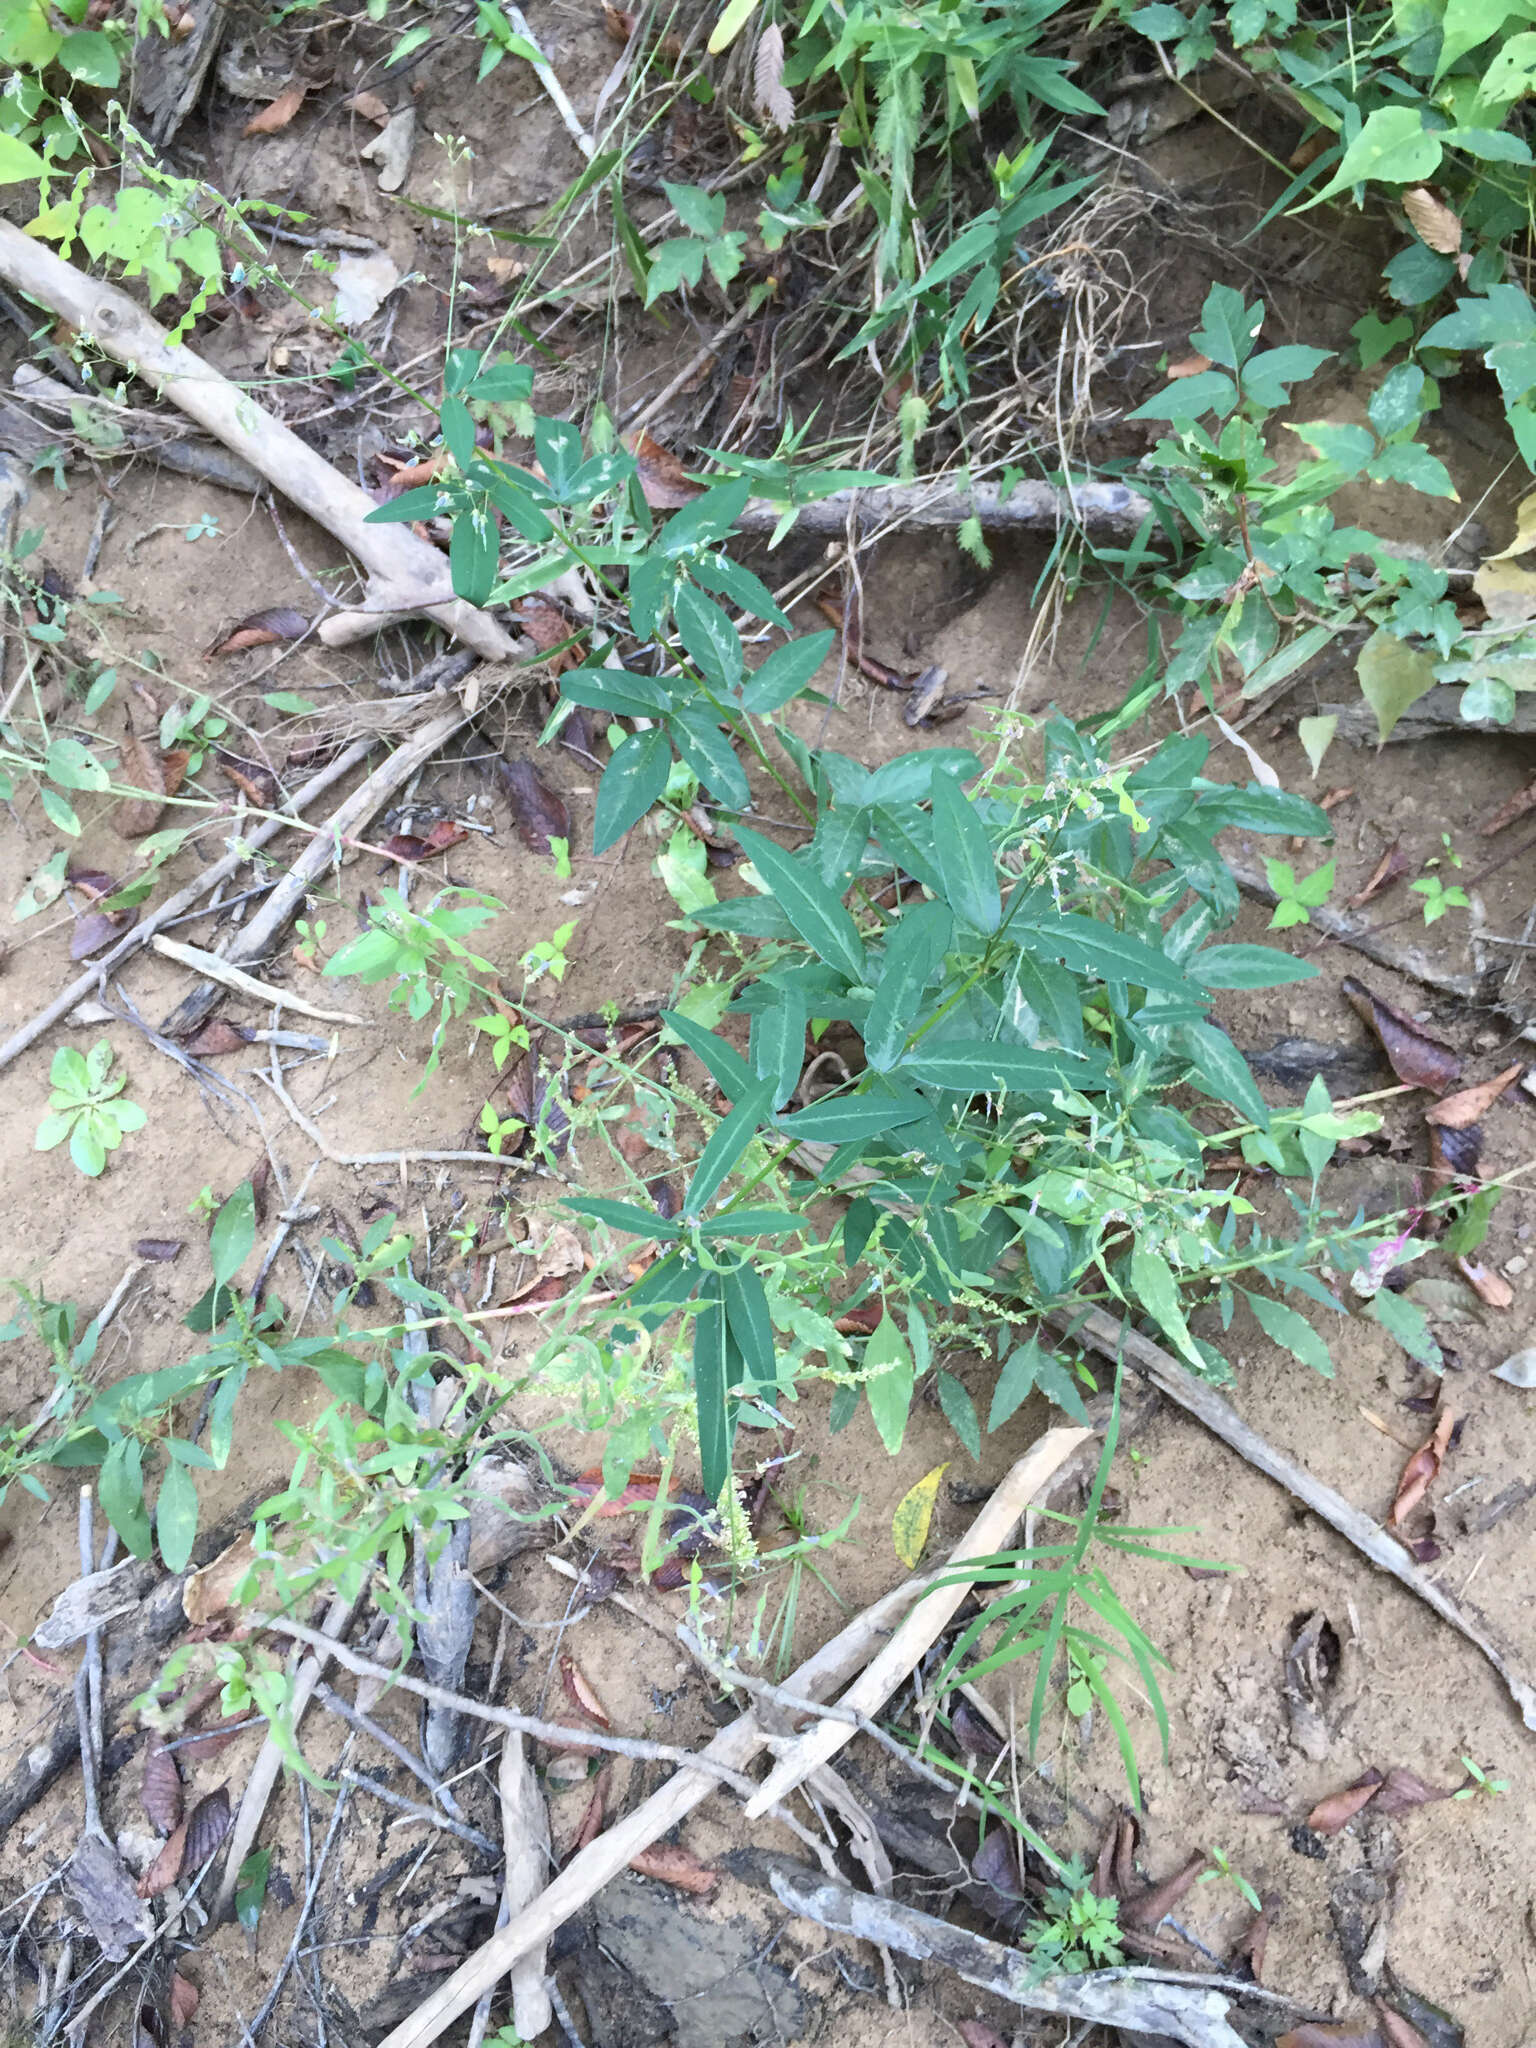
[1342,978,1462,1093]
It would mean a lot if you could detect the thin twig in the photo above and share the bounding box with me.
[149,935,365,1025]
[248,1770,353,2038]
[312,1681,465,1817]
[72,1489,103,1842]
[339,1771,500,1856]
[497,1,596,158]
[254,1067,512,1169]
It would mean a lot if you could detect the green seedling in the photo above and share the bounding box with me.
[35,1040,145,1177]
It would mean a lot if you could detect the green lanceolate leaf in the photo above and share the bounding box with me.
[722,1261,776,1386]
[863,1311,914,1454]
[685,1075,775,1216]
[734,826,868,984]
[930,772,1000,934]
[1192,944,1319,989]
[1128,1244,1207,1372]
[208,1181,255,1288]
[1242,1288,1334,1377]
[156,1457,199,1572]
[692,1277,734,1497]
[774,1089,928,1142]
[899,1042,1102,1094]
[593,728,671,852]
[661,1009,753,1097]
[865,900,952,1071]
[1020,914,1192,994]
[750,989,807,1111]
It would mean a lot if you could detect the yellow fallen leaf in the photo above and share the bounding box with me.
[892,1462,948,1569]
[1474,555,1536,623]
[707,0,760,54]
[1488,485,1536,562]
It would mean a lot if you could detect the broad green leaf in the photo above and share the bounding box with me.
[723,1261,777,1386]
[865,900,952,1071]
[1368,444,1459,498]
[1366,1285,1443,1369]
[156,1457,199,1572]
[236,1850,271,1934]
[693,1278,734,1497]
[930,772,1000,934]
[449,508,498,606]
[1128,1244,1206,1371]
[1127,369,1238,422]
[660,1009,753,1097]
[774,1090,928,1141]
[1243,1288,1334,1377]
[685,1075,775,1216]
[1297,713,1337,777]
[564,1195,680,1237]
[750,989,806,1110]
[673,583,743,690]
[892,1463,947,1567]
[99,1437,152,1558]
[0,134,48,187]
[1021,913,1191,993]
[1192,282,1262,369]
[734,825,867,983]
[708,0,760,53]
[739,630,834,712]
[1356,629,1437,743]
[209,1181,255,1287]
[863,1312,914,1455]
[593,727,671,852]
[45,735,110,791]
[1179,1021,1269,1127]
[670,709,750,810]
[988,1336,1046,1431]
[1192,944,1319,989]
[899,1042,1100,1094]
[1308,108,1443,204]
[936,1369,981,1460]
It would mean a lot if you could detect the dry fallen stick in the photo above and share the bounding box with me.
[148,935,364,1025]
[0,734,378,1074]
[0,220,524,671]
[731,476,1153,540]
[373,1444,1087,2048]
[255,1066,513,1170]
[498,1733,554,2042]
[743,1426,1089,1817]
[1055,1307,1536,1733]
[769,1867,1276,2048]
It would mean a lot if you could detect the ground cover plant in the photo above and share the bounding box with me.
[0,0,1529,2039]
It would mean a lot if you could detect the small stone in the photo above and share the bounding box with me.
[1474,1029,1502,1051]
[1504,1255,1528,1277]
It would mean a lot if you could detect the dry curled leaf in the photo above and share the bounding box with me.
[1403,187,1462,255]
[180,1785,232,1872]
[512,597,580,664]
[169,1973,200,2028]
[1343,977,1462,1094]
[1390,1409,1455,1528]
[115,724,169,839]
[216,751,281,808]
[834,1299,884,1336]
[142,1739,184,1836]
[378,819,468,862]
[1479,775,1536,838]
[1457,1257,1513,1309]
[628,1842,718,1895]
[1121,1849,1209,1930]
[347,89,391,125]
[753,21,795,130]
[1233,1893,1279,1984]
[243,81,307,136]
[603,2,638,37]
[559,1654,611,1728]
[182,1532,257,1626]
[136,1237,184,1261]
[183,1017,252,1057]
[208,606,308,655]
[624,429,703,509]
[1167,351,1214,378]
[138,1820,188,1898]
[1424,1062,1522,1129]
[1427,1120,1481,1194]
[1372,1766,1454,1814]
[1349,839,1411,907]
[498,757,572,854]
[72,905,134,958]
[1307,1767,1385,1834]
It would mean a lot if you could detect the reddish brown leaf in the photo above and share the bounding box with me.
[68,867,116,900]
[378,834,430,861]
[347,89,391,124]
[72,906,134,958]
[377,449,450,496]
[1121,1849,1209,1929]
[180,1785,232,1872]
[603,3,638,38]
[1167,352,1213,378]
[1349,840,1411,908]
[183,1018,252,1057]
[1307,1768,1385,1834]
[161,748,189,801]
[137,1820,188,1897]
[624,429,703,509]
[216,751,280,807]
[1343,977,1462,1094]
[141,1739,183,1835]
[135,1238,184,1261]
[1390,1409,1455,1528]
[1372,1766,1454,1814]
[513,598,580,662]
[1428,1121,1481,1193]
[1277,2027,1385,2048]
[559,1654,611,1728]
[571,1766,609,1852]
[1479,776,1536,837]
[498,757,572,854]
[1232,1894,1279,1983]
[169,1972,199,2027]
[628,1843,718,1895]
[1425,1062,1523,1128]
[1402,187,1462,256]
[115,725,168,839]
[176,1713,259,1763]
[1456,1256,1512,1308]
[834,1299,884,1336]
[1375,2003,1430,2048]
[647,1173,681,1221]
[243,82,307,136]
[956,2026,1010,2048]
[208,607,309,656]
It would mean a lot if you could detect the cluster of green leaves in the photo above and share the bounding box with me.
[35,1040,146,1177]
[0,0,140,168]
[1104,282,1531,739]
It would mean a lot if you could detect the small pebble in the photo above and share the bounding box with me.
[1505,1255,1528,1277]
[1474,1029,1502,1051]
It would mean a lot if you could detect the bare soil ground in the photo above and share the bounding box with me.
[2,14,1535,2048]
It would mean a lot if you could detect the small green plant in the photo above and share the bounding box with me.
[1411,835,1469,924]
[1264,856,1334,931]
[644,182,751,305]
[1454,1755,1509,1800]
[293,916,327,969]
[478,1101,527,1156]
[1021,1865,1125,1976]
[35,1040,146,1177]
[1199,1843,1262,1912]
[188,1184,217,1222]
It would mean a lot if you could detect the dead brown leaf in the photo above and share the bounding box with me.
[603,2,637,37]
[559,1654,611,1728]
[1403,187,1462,255]
[243,82,307,136]
[1277,2027,1385,2048]
[1457,1257,1513,1309]
[1425,1062,1522,1128]
[956,2026,1011,2048]
[208,606,308,655]
[141,1738,183,1836]
[377,449,450,496]
[135,1238,184,1261]
[1375,2002,1430,2048]
[512,597,580,664]
[181,1785,232,1871]
[1232,1893,1279,1983]
[1343,977,1462,1094]
[216,751,280,808]
[1120,1849,1209,1929]
[182,1532,257,1626]
[183,1017,251,1057]
[624,429,702,509]
[115,724,169,839]
[834,1299,884,1337]
[628,1842,718,1895]
[378,820,468,862]
[1479,775,1536,837]
[486,253,524,285]
[347,89,391,125]
[1428,1120,1481,1192]
[169,1972,200,2027]
[1389,1409,1455,1528]
[72,905,134,959]
[1349,840,1411,908]
[1167,352,1213,378]
[571,1765,609,1853]
[137,1821,188,1898]
[1306,1768,1385,1834]
[1372,1766,1454,1814]
[498,757,572,855]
